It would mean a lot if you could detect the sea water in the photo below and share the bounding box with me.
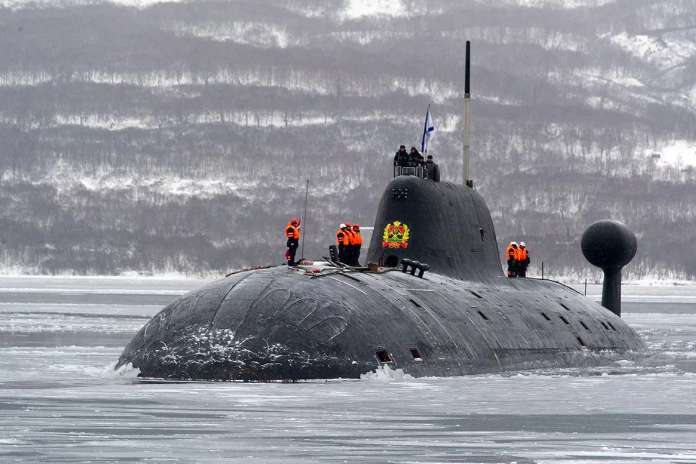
[1,276,695,464]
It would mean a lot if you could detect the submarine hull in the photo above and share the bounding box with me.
[117,177,648,381]
[117,266,647,381]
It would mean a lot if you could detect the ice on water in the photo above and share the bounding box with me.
[1,277,696,463]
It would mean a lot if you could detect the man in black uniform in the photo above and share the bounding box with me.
[409,147,422,167]
[393,145,409,167]
[425,154,440,182]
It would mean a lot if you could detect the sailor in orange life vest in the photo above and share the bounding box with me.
[344,222,355,265]
[351,223,363,266]
[518,242,530,277]
[285,218,300,266]
[336,223,350,263]
[505,241,519,277]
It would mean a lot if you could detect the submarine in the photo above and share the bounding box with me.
[115,175,647,380]
[115,43,648,381]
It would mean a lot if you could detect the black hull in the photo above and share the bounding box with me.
[117,266,647,381]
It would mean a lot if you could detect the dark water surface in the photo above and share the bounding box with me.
[1,277,695,463]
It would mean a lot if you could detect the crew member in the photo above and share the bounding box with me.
[506,241,518,277]
[409,147,421,167]
[518,242,530,277]
[352,223,363,266]
[285,218,300,266]
[344,222,354,265]
[336,223,350,264]
[394,145,409,167]
[425,155,440,182]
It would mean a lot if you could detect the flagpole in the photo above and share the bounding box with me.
[300,179,309,261]
[422,104,431,155]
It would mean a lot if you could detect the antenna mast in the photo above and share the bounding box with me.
[300,179,309,261]
[463,40,473,188]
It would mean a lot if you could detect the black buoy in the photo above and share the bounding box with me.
[581,220,637,317]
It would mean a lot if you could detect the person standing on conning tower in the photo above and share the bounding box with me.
[425,155,440,182]
[409,147,421,167]
[394,145,409,167]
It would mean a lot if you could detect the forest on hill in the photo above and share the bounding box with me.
[1,0,696,279]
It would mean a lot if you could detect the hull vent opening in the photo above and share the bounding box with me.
[559,303,571,311]
[477,311,489,321]
[471,291,483,299]
[409,299,422,308]
[541,312,551,321]
[607,322,617,331]
[577,337,586,347]
[376,350,392,363]
[410,349,422,360]
[391,188,409,199]
[580,321,590,331]
[559,315,570,325]
[601,322,610,330]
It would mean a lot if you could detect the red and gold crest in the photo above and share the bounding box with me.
[382,221,410,249]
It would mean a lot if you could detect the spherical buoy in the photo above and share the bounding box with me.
[581,220,637,317]
[581,220,637,270]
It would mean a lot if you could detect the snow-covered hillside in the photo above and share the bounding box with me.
[1,0,696,277]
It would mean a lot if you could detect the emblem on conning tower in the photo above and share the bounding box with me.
[382,221,410,248]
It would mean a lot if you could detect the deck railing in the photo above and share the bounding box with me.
[394,166,428,178]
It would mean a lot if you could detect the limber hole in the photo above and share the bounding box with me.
[376,350,392,363]
[601,322,610,330]
[410,349,422,360]
[580,321,590,331]
[409,298,422,308]
[559,315,570,325]
[471,291,483,299]
[541,312,551,321]
[607,322,617,331]
[577,337,586,347]
[559,302,571,311]
[477,311,489,321]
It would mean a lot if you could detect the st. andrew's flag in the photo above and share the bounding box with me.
[421,105,435,153]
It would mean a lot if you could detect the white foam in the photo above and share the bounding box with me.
[360,364,412,381]
[110,361,141,378]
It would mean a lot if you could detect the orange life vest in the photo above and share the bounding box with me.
[345,228,356,245]
[336,229,349,246]
[353,229,362,245]
[506,244,516,262]
[286,223,299,240]
[519,247,529,262]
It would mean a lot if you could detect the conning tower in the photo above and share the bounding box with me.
[367,176,502,280]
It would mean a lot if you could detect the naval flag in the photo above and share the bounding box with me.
[421,105,435,153]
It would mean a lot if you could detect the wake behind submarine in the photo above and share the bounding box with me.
[116,176,648,380]
[116,42,648,381]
